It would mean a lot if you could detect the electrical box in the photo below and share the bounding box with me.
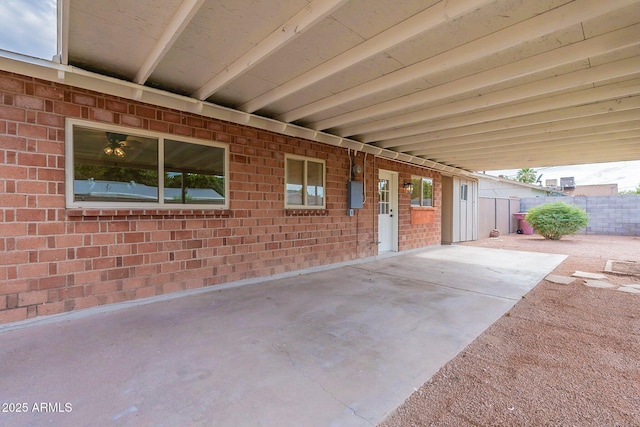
[348,181,363,209]
[560,177,575,189]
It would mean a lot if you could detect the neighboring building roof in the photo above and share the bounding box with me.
[564,184,618,196]
[475,173,566,198]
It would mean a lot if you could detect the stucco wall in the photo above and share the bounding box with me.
[0,71,442,324]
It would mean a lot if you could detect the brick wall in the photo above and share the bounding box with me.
[0,71,442,324]
[520,195,640,236]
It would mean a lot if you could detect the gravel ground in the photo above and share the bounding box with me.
[379,233,640,427]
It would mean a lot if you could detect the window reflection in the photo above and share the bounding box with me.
[411,177,433,207]
[71,124,227,207]
[285,156,325,208]
[73,126,158,202]
[164,139,225,204]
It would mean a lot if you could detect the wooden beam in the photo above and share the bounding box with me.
[435,143,640,171]
[338,58,640,142]
[327,24,640,134]
[192,0,348,101]
[410,121,640,156]
[362,80,640,144]
[397,110,640,153]
[239,0,493,113]
[429,138,640,164]
[134,0,205,85]
[375,97,640,149]
[276,0,638,123]
[55,0,71,65]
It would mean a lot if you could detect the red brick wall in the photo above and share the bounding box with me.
[0,70,441,324]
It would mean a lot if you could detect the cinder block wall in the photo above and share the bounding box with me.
[520,195,640,236]
[0,71,441,324]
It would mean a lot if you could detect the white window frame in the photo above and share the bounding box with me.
[284,154,326,209]
[65,119,229,209]
[411,176,434,207]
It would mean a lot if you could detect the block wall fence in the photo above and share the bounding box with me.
[520,195,640,236]
[0,71,442,324]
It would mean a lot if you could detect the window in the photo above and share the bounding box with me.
[411,177,433,207]
[66,120,228,209]
[378,178,390,214]
[285,155,325,208]
[461,184,468,201]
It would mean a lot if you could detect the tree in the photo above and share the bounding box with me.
[619,183,640,195]
[516,168,537,184]
[525,202,588,240]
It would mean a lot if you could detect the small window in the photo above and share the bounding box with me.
[67,120,228,209]
[411,177,433,207]
[461,184,468,201]
[285,155,325,208]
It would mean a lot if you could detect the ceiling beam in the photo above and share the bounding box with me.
[362,80,640,144]
[275,0,638,123]
[334,58,640,141]
[416,127,640,158]
[192,0,348,101]
[238,0,493,113]
[431,136,640,161]
[376,96,640,149]
[0,52,477,180]
[409,121,640,156]
[324,24,640,134]
[55,0,70,65]
[432,138,639,165]
[401,111,640,153]
[376,57,640,150]
[436,143,640,170]
[449,157,640,172]
[134,0,206,85]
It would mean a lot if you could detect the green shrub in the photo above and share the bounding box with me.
[525,202,588,240]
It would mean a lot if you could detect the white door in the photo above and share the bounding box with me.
[378,170,397,252]
[454,178,478,242]
[460,181,469,241]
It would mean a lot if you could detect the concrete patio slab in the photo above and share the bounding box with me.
[0,246,565,427]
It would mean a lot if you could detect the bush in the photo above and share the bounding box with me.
[525,202,588,240]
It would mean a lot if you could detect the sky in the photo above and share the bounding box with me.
[485,161,640,192]
[1,1,639,192]
[0,0,57,60]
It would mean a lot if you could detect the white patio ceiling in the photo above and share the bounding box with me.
[59,0,639,172]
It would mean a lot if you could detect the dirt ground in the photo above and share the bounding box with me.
[379,233,640,427]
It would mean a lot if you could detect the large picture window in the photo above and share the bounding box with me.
[411,177,434,207]
[285,155,325,208]
[66,120,228,209]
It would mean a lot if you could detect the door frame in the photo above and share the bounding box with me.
[378,169,399,252]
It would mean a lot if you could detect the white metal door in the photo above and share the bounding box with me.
[378,170,397,252]
[455,178,478,242]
